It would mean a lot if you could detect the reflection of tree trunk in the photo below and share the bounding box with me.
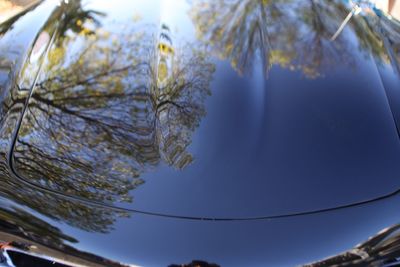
[259,0,272,74]
[309,0,324,34]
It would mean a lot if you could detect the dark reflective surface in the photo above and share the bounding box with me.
[0,0,399,266]
[7,0,400,219]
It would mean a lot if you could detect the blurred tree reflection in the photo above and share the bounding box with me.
[190,0,277,75]
[379,14,400,67]
[190,0,388,77]
[0,196,131,266]
[0,203,78,246]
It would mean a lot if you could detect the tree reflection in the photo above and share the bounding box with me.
[190,0,387,77]
[190,0,277,75]
[4,0,396,236]
[0,196,130,266]
[10,0,214,232]
[0,203,77,247]
[372,8,400,68]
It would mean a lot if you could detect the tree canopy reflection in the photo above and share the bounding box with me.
[190,0,390,77]
[10,0,214,232]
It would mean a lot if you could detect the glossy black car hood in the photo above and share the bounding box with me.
[9,0,400,219]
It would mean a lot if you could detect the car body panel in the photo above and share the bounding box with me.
[8,0,400,219]
[0,0,399,266]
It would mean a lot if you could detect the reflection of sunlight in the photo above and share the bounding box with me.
[160,0,187,26]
